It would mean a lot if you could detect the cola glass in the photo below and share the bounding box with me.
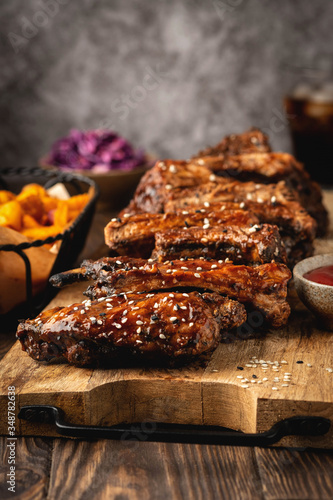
[284,83,333,185]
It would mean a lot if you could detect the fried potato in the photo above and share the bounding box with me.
[16,191,44,222]
[21,183,48,198]
[22,214,42,229]
[21,225,64,240]
[0,191,16,205]
[0,184,91,241]
[0,201,23,231]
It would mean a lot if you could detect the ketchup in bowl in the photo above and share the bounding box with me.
[303,265,333,286]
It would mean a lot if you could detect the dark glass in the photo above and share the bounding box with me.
[284,90,333,185]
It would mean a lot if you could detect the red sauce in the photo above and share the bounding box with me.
[304,265,333,286]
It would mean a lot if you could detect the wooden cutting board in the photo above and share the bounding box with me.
[1,193,333,448]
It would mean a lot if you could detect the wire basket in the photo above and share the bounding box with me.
[0,167,99,320]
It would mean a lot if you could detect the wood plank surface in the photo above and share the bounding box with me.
[47,440,264,500]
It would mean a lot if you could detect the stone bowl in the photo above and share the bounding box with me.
[293,253,333,330]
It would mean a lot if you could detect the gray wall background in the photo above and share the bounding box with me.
[0,0,332,166]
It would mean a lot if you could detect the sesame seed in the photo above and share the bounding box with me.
[307,363,312,367]
[128,301,134,305]
[281,360,288,364]
[137,327,142,334]
[284,372,292,376]
[194,273,201,278]
[169,293,174,297]
[245,364,253,368]
[204,218,210,225]
[182,211,189,215]
[170,317,177,322]
[251,380,256,384]
[166,269,172,273]
[237,375,243,379]
[121,318,127,324]
[180,305,187,310]
[136,340,143,344]
[196,267,202,271]
[148,259,154,263]
[271,196,277,203]
[257,381,263,384]
[211,264,217,269]
[189,322,194,327]
[281,384,289,387]
[123,213,131,218]
[159,333,166,339]
[116,260,122,265]
[97,320,103,325]
[263,378,268,382]
[209,174,216,181]
[114,323,121,329]
[132,306,139,310]
[165,184,172,190]
[111,218,117,222]
[272,387,278,391]
[203,224,210,229]
[73,307,78,311]
[204,202,210,207]
[240,202,245,208]
[169,165,177,173]
[181,266,188,270]
[326,368,333,373]
[241,385,249,389]
[136,320,143,325]
[80,309,85,314]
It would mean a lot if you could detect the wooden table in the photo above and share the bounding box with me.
[1,209,333,500]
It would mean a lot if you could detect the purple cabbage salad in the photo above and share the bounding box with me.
[46,129,147,172]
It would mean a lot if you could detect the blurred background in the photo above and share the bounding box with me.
[0,0,332,167]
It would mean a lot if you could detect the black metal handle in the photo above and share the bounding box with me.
[18,405,331,447]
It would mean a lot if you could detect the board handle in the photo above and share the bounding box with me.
[18,405,331,447]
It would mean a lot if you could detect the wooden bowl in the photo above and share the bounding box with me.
[40,157,155,210]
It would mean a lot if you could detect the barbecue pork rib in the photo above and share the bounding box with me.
[120,160,213,215]
[104,210,260,258]
[163,183,317,266]
[49,256,149,288]
[191,152,328,235]
[16,291,246,367]
[151,224,287,265]
[80,257,292,328]
[195,128,271,158]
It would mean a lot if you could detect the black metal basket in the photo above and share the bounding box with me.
[0,167,99,320]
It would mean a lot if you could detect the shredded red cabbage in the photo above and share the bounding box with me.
[46,129,146,172]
